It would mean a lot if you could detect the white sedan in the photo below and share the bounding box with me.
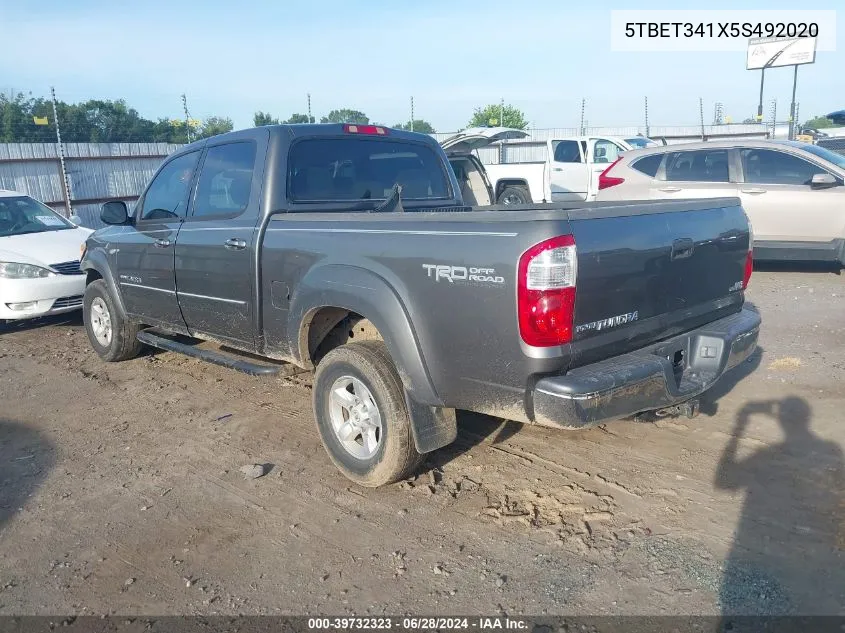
[0,190,93,321]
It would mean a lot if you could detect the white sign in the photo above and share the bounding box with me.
[746,37,817,69]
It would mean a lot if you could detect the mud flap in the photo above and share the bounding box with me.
[404,390,457,454]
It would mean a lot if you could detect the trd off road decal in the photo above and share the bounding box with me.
[422,264,505,286]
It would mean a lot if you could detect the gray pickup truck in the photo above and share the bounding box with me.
[81,123,760,487]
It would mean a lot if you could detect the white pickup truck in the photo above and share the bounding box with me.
[442,128,661,206]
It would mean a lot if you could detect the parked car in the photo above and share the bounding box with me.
[441,129,658,205]
[595,140,845,265]
[81,124,759,487]
[0,190,92,322]
[440,127,527,206]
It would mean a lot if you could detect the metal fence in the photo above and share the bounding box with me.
[0,142,180,228]
[3,123,835,229]
[817,137,845,156]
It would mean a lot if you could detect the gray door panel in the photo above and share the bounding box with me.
[175,138,265,347]
[115,150,201,326]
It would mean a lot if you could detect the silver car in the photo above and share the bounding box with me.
[595,139,845,265]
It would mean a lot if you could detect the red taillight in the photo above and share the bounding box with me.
[598,158,624,190]
[743,250,753,290]
[517,235,577,347]
[742,216,754,290]
[343,124,388,135]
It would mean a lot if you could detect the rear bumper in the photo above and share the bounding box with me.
[532,307,761,428]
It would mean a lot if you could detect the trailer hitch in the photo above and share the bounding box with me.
[654,399,700,419]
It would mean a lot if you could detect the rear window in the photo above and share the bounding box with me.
[288,138,450,202]
[631,154,663,177]
[665,149,730,182]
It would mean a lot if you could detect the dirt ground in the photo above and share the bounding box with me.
[1,267,843,617]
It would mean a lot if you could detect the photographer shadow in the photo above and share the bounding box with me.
[715,397,845,622]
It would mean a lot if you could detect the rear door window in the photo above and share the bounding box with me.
[631,154,663,177]
[665,149,730,182]
[740,148,829,185]
[192,142,257,218]
[288,138,450,202]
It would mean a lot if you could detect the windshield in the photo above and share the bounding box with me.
[0,196,74,238]
[625,137,658,148]
[784,142,845,170]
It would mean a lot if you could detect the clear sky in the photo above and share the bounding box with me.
[0,0,841,133]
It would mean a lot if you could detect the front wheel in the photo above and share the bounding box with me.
[83,280,144,362]
[313,341,422,487]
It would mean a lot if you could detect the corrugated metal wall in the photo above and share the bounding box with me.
[0,142,181,229]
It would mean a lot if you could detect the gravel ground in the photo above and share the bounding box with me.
[0,267,843,616]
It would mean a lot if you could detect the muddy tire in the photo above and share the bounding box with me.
[313,341,422,487]
[83,280,144,362]
[497,185,531,206]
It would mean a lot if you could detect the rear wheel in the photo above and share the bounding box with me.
[497,185,531,206]
[313,341,422,487]
[83,280,144,362]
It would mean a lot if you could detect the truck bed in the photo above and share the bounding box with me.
[262,197,750,421]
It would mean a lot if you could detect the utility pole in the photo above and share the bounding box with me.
[50,86,73,217]
[771,99,777,137]
[500,98,504,127]
[788,65,799,140]
[579,98,586,135]
[699,97,706,141]
[644,96,650,138]
[410,96,414,132]
[181,94,192,143]
[307,93,312,123]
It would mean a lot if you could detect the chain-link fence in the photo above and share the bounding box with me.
[817,138,845,156]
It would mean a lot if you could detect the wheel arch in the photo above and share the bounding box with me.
[80,251,127,319]
[495,179,531,199]
[289,265,443,407]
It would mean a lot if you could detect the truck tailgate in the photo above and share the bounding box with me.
[567,199,750,368]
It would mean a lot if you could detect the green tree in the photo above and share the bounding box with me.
[320,109,369,124]
[254,111,279,126]
[468,104,528,130]
[284,113,315,124]
[392,119,436,134]
[195,116,234,139]
[802,116,835,130]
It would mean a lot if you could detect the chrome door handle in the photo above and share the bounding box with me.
[659,186,682,193]
[154,238,171,248]
[224,238,247,250]
[740,188,766,194]
[552,167,564,172]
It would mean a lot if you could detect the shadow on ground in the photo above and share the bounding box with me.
[716,396,845,622]
[753,261,841,275]
[0,419,56,533]
[0,311,83,334]
[424,411,523,475]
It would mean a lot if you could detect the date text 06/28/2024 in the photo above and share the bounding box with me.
[306,617,528,630]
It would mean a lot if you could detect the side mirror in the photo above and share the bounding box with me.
[101,200,130,225]
[810,173,838,188]
[68,214,82,226]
